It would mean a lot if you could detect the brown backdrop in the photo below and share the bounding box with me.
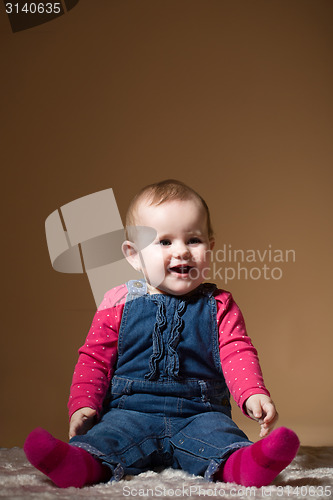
[1,0,332,448]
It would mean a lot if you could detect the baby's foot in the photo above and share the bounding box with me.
[219,427,300,487]
[24,428,108,488]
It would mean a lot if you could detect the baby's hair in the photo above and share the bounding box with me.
[125,179,214,240]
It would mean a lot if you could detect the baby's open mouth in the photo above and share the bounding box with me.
[169,265,193,275]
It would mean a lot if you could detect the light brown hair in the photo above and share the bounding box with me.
[125,179,214,239]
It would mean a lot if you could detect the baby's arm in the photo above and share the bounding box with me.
[68,298,125,431]
[217,291,277,435]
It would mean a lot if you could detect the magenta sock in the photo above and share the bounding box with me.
[219,427,300,487]
[24,428,109,488]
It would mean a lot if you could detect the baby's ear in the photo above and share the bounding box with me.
[122,241,142,272]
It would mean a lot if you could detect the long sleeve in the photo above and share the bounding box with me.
[68,285,127,420]
[216,290,270,415]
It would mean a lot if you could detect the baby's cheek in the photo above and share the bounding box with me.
[142,248,166,286]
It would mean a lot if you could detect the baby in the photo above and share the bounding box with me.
[24,179,300,488]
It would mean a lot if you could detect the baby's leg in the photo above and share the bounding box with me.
[24,428,109,488]
[217,427,300,487]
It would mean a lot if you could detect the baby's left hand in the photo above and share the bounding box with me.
[245,394,279,437]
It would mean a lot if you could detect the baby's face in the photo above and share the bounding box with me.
[132,198,214,295]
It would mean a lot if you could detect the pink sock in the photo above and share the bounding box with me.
[218,427,300,487]
[24,428,109,488]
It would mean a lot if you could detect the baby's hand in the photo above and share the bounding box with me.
[69,407,97,440]
[245,394,278,438]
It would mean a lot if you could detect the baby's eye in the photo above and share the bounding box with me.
[159,239,171,246]
[187,237,202,245]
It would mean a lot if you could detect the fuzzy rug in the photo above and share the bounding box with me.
[0,446,332,500]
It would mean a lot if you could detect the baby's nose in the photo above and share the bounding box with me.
[174,242,190,258]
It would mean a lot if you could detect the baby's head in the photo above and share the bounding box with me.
[123,179,215,296]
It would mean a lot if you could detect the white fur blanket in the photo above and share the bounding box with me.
[0,446,332,499]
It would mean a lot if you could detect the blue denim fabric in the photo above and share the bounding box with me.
[70,280,252,480]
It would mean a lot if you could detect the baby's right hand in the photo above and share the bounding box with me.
[69,407,97,440]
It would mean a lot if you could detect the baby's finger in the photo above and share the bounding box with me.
[261,417,278,437]
[262,403,276,423]
[250,401,263,420]
[260,427,270,438]
[69,425,77,440]
[69,418,84,439]
[260,419,274,437]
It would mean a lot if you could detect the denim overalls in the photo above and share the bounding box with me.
[70,280,251,481]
